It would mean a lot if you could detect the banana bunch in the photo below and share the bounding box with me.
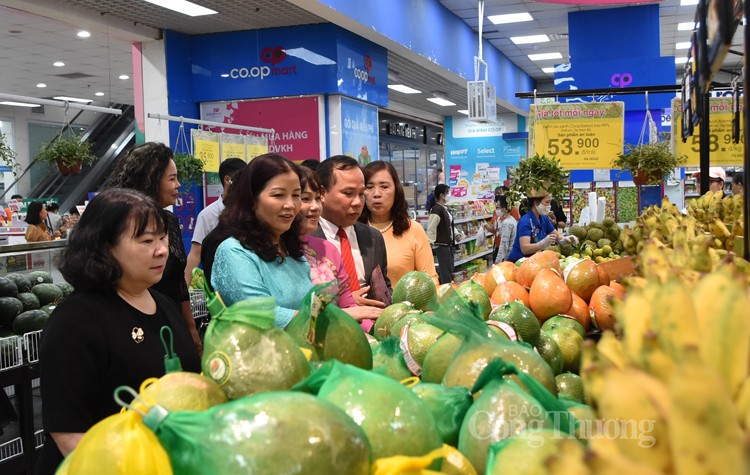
[686,191,745,252]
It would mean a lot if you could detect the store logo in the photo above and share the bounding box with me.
[228,45,297,80]
[611,72,633,87]
[352,54,377,84]
[261,46,286,66]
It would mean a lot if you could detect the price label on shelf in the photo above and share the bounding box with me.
[672,98,744,166]
[529,102,624,170]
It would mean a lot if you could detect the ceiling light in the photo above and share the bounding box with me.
[36,83,47,88]
[457,110,469,115]
[675,57,690,64]
[676,42,691,49]
[680,0,698,5]
[142,0,218,16]
[220,73,229,78]
[53,96,93,104]
[678,22,696,31]
[53,61,65,67]
[427,92,456,107]
[529,52,563,61]
[388,84,422,94]
[487,12,533,25]
[77,30,91,38]
[510,34,549,45]
[119,74,130,80]
[95,92,104,96]
[0,101,41,108]
[542,67,556,74]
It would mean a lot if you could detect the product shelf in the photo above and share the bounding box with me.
[454,214,492,224]
[454,248,493,266]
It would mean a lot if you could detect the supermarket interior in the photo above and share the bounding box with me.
[0,0,749,474]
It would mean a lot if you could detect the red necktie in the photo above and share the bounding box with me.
[337,227,360,292]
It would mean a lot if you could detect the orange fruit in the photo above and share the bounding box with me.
[596,265,610,287]
[471,272,497,297]
[566,292,591,331]
[490,261,517,283]
[609,281,626,299]
[517,250,562,288]
[529,268,573,323]
[589,285,619,332]
[564,259,600,304]
[491,281,531,308]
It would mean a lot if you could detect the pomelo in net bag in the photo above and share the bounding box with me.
[371,337,413,381]
[411,382,472,447]
[138,372,227,412]
[143,391,371,475]
[293,360,442,462]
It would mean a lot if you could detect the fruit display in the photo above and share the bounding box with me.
[594,183,616,219]
[557,218,625,261]
[616,184,638,222]
[571,184,592,224]
[0,270,70,336]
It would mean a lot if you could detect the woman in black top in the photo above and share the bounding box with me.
[36,188,201,474]
[108,142,201,353]
[426,184,455,284]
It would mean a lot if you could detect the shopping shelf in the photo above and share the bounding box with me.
[0,437,23,463]
[0,335,23,372]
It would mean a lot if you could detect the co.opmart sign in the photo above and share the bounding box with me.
[228,45,298,80]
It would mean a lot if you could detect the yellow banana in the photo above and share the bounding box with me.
[613,287,654,366]
[735,377,750,431]
[596,331,627,369]
[651,279,700,362]
[687,235,713,273]
[668,348,747,475]
[711,219,732,239]
[585,436,665,475]
[638,331,676,384]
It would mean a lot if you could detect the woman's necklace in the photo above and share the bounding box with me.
[368,220,393,234]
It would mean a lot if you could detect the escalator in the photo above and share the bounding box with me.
[27,103,136,212]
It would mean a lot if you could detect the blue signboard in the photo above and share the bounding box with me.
[336,31,388,107]
[340,97,379,165]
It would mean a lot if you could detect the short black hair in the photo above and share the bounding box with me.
[300,159,320,172]
[733,172,744,187]
[69,207,80,216]
[59,188,166,291]
[316,155,360,190]
[434,184,450,199]
[497,195,509,210]
[25,202,44,225]
[10,194,23,200]
[107,142,174,201]
[47,202,60,212]
[219,158,246,184]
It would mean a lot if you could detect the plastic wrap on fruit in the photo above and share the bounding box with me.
[201,296,309,400]
[293,360,442,463]
[141,391,371,475]
[285,282,373,369]
[485,429,587,474]
[411,383,472,447]
[370,337,413,381]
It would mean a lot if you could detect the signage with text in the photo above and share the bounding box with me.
[340,97,379,165]
[672,97,744,166]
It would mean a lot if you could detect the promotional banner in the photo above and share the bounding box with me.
[672,97,744,166]
[200,96,323,161]
[444,115,526,201]
[192,130,220,173]
[220,133,246,162]
[340,97,379,165]
[529,102,625,170]
[246,135,269,162]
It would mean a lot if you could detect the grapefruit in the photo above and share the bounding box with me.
[374,302,415,340]
[609,281,626,299]
[589,285,619,332]
[139,372,228,412]
[566,292,592,331]
[490,281,530,308]
[555,372,585,403]
[392,271,437,310]
[436,283,456,305]
[545,326,584,373]
[564,259,600,303]
[529,268,573,322]
[421,333,463,383]
[403,322,444,367]
[455,282,492,320]
[488,301,540,346]
[535,332,564,375]
[471,272,497,297]
[541,315,586,339]
[516,250,562,288]
[596,265,610,287]
[490,261,517,283]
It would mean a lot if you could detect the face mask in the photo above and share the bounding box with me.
[537,203,551,216]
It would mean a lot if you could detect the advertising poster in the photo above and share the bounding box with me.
[220,133,245,162]
[200,96,323,161]
[444,115,526,201]
[192,129,220,173]
[529,102,625,170]
[672,98,744,166]
[340,97,379,165]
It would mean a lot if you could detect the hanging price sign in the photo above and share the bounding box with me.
[672,98,744,166]
[192,129,220,173]
[529,102,625,169]
[220,133,246,162]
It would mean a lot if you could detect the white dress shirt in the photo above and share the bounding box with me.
[318,217,366,288]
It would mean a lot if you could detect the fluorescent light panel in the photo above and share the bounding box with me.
[142,0,218,16]
[678,22,696,30]
[95,92,104,96]
[77,30,90,38]
[53,61,65,67]
[0,101,41,107]
[529,52,562,61]
[457,110,469,115]
[427,97,456,107]
[388,84,422,94]
[53,96,93,103]
[676,42,691,49]
[487,12,533,25]
[510,34,549,45]
[542,67,556,74]
[675,57,689,64]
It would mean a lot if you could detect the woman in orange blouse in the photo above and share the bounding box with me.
[24,201,60,242]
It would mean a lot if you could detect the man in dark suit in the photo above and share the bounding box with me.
[312,155,391,308]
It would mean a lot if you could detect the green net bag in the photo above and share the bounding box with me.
[371,337,413,381]
[141,391,371,475]
[286,283,373,369]
[485,428,587,474]
[293,360,442,462]
[411,383,472,447]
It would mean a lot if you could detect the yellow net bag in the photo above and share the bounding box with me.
[371,445,477,475]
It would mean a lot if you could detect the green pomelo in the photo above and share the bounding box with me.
[389,310,423,339]
[140,371,228,412]
[545,327,584,374]
[486,322,512,341]
[555,372,585,404]
[436,283,455,305]
[373,302,414,340]
[535,332,564,375]
[541,315,586,339]
[412,383,472,447]
[489,301,541,346]
[392,271,437,310]
[455,282,492,320]
[371,338,413,381]
[404,322,444,367]
[421,332,463,383]
[313,309,373,370]
[485,429,587,474]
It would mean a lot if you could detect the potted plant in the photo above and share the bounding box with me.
[173,152,206,185]
[508,153,570,203]
[0,132,19,177]
[612,140,687,186]
[35,135,96,175]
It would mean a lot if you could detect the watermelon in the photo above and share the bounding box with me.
[56,282,74,297]
[0,297,24,326]
[31,283,63,305]
[0,277,18,298]
[12,310,49,334]
[5,273,31,293]
[27,271,53,286]
[40,304,57,316]
[17,292,40,311]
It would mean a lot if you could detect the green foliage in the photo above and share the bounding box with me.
[508,153,570,205]
[612,139,687,186]
[36,135,96,168]
[0,132,19,177]
[173,153,206,184]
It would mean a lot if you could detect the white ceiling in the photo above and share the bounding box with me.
[0,0,744,117]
